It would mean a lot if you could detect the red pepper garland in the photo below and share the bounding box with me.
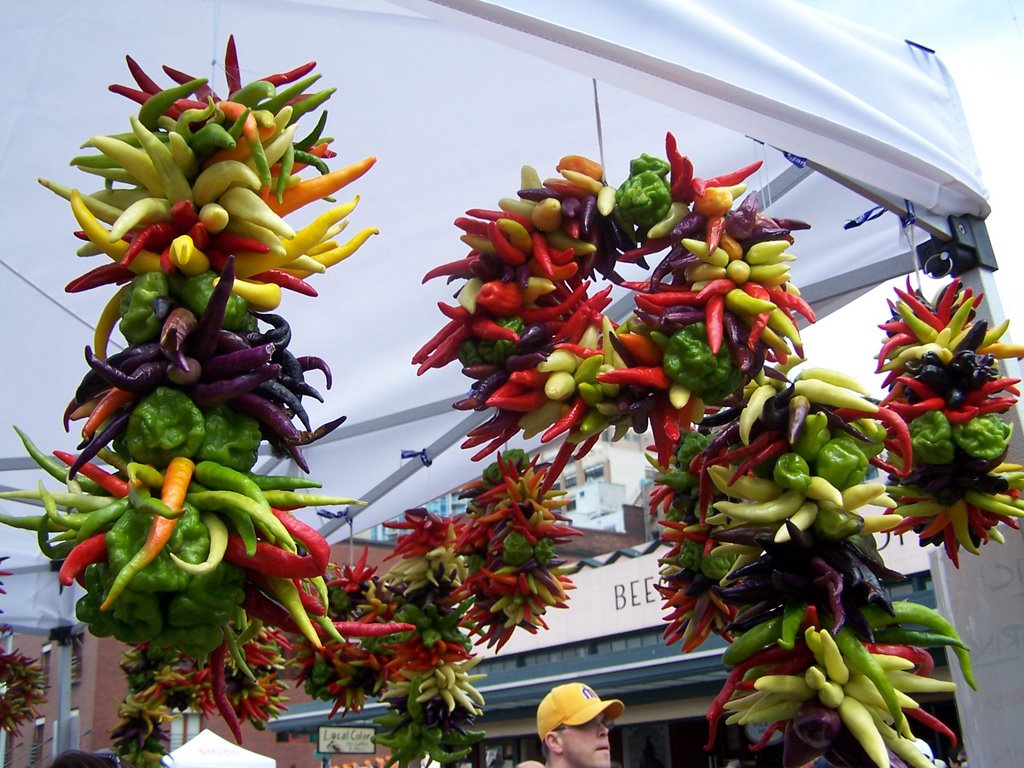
[878,278,1024,565]
[455,450,581,651]
[0,558,48,738]
[0,36,380,757]
[415,133,816,483]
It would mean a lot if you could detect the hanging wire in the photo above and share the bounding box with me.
[592,79,606,171]
[900,200,924,293]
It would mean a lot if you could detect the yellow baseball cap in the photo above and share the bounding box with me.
[537,682,624,739]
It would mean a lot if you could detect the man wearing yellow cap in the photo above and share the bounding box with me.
[534,682,624,768]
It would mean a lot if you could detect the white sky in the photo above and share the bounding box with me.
[793,0,1024,390]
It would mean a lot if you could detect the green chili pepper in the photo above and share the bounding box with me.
[721,615,784,666]
[189,122,237,158]
[187,490,296,552]
[194,460,269,509]
[778,601,808,650]
[12,426,102,496]
[139,77,208,130]
[73,497,133,543]
[834,626,906,732]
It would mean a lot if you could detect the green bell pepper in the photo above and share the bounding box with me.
[792,412,830,463]
[812,507,864,542]
[502,530,534,566]
[952,413,1012,460]
[168,270,256,333]
[196,404,263,472]
[662,323,743,405]
[76,564,164,644]
[119,271,170,344]
[909,410,955,465]
[616,153,672,233]
[814,435,869,490]
[125,387,206,466]
[772,452,812,491]
[105,505,210,593]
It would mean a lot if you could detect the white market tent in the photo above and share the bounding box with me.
[0,0,1007,758]
[165,728,275,768]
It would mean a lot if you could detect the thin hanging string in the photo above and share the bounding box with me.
[348,520,354,566]
[592,79,606,172]
[900,200,924,293]
[752,139,771,209]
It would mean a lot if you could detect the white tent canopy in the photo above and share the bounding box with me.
[165,729,275,768]
[0,0,988,627]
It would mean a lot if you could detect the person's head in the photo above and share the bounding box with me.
[536,682,624,767]
[516,762,545,768]
[51,751,121,768]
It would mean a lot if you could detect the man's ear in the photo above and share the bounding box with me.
[544,730,564,756]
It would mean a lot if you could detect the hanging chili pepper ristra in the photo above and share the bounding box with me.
[0,35,386,754]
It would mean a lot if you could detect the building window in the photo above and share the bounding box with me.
[564,474,577,489]
[584,465,605,482]
[40,644,52,680]
[71,634,84,683]
[29,719,45,766]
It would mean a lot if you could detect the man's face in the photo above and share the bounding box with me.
[550,714,614,768]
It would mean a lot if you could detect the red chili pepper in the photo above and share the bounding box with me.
[705,216,727,255]
[530,232,556,278]
[210,641,244,743]
[976,398,1018,415]
[619,236,674,263]
[107,83,154,108]
[518,282,590,324]
[705,293,725,354]
[487,221,528,266]
[58,534,108,587]
[170,200,199,232]
[124,55,162,94]
[541,398,588,443]
[945,405,980,425]
[421,255,478,283]
[893,287,944,331]
[705,160,763,188]
[241,584,305,636]
[596,366,671,389]
[64,263,135,293]
[262,60,317,87]
[883,397,945,420]
[223,36,242,94]
[53,451,130,497]
[120,222,178,267]
[249,269,318,296]
[186,221,209,250]
[413,322,472,374]
[509,368,547,388]
[211,232,272,255]
[935,279,960,322]
[454,216,490,236]
[695,278,736,303]
[894,376,937,400]
[470,314,520,342]
[475,279,523,316]
[486,389,549,413]
[334,620,416,637]
[269,508,331,571]
[665,131,695,202]
[467,208,533,230]
[224,535,324,578]
[876,332,917,368]
[634,290,703,309]
[541,180,591,200]
[766,286,816,323]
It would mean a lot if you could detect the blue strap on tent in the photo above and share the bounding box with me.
[781,151,807,168]
[843,205,886,230]
[317,506,352,521]
[901,200,916,227]
[401,448,432,467]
